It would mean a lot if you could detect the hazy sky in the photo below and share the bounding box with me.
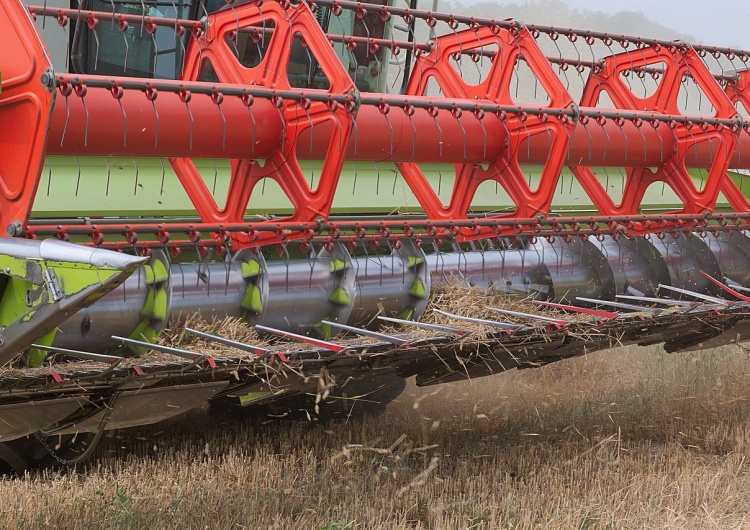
[543,0,750,49]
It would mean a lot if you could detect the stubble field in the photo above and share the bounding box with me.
[3,343,750,529]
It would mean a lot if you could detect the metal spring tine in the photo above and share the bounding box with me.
[151,27,159,76]
[91,24,100,70]
[31,344,123,366]
[215,96,227,152]
[122,27,130,73]
[575,297,661,313]
[383,107,394,155]
[351,112,359,157]
[635,116,647,162]
[432,309,520,329]
[456,108,467,159]
[60,88,70,147]
[652,117,663,162]
[320,320,407,345]
[431,106,443,158]
[600,116,611,161]
[45,156,52,196]
[112,335,207,362]
[615,294,694,307]
[377,316,472,336]
[159,157,166,195]
[484,306,571,325]
[132,156,139,195]
[656,284,729,305]
[255,325,346,352]
[478,110,487,160]
[185,327,269,355]
[74,155,81,196]
[685,124,699,166]
[210,157,218,195]
[151,91,160,149]
[116,90,128,147]
[105,156,111,196]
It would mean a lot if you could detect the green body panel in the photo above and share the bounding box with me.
[0,258,125,327]
[126,256,170,352]
[34,157,745,219]
[0,250,143,366]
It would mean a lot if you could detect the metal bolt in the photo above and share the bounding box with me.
[6,221,21,237]
[40,67,56,93]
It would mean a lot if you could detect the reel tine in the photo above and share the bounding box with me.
[45,156,52,196]
[60,85,70,147]
[74,155,81,196]
[132,156,139,195]
[91,21,101,71]
[105,156,111,196]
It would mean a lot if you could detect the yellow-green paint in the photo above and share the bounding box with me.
[313,321,333,339]
[126,257,170,354]
[240,284,263,314]
[241,260,262,279]
[328,287,351,306]
[0,254,137,366]
[239,391,274,405]
[32,157,747,220]
[329,259,350,273]
[408,278,429,299]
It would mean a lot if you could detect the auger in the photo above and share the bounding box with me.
[1,0,750,472]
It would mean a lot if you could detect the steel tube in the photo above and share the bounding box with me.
[46,88,284,159]
[46,90,750,168]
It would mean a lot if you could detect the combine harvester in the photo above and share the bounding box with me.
[1,0,750,471]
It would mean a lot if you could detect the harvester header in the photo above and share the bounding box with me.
[0,0,749,472]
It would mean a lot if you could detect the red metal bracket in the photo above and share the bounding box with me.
[0,0,55,236]
[723,71,750,212]
[399,23,575,234]
[175,0,357,246]
[574,43,739,219]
